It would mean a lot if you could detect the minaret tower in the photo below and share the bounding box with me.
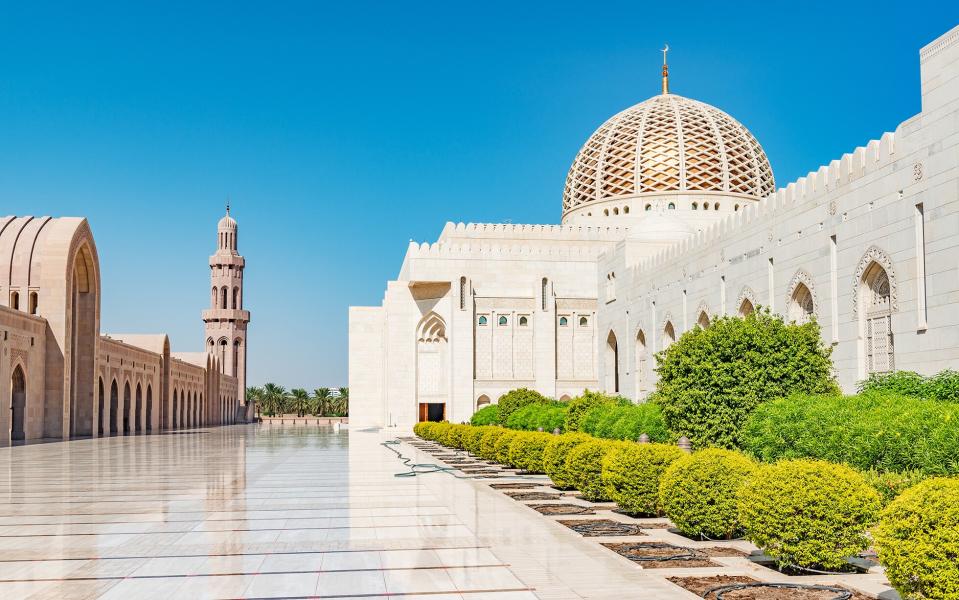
[203,204,250,404]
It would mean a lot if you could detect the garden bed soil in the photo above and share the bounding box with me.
[557,519,647,537]
[748,554,872,576]
[601,542,718,568]
[489,483,539,490]
[668,527,746,543]
[504,491,563,501]
[668,575,870,599]
[528,503,596,516]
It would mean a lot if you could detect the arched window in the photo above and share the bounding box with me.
[692,202,698,210]
[173,389,178,429]
[579,316,588,327]
[861,262,894,374]
[110,380,119,434]
[703,203,709,210]
[220,286,228,309]
[10,291,19,310]
[645,204,652,211]
[135,384,142,433]
[605,331,619,393]
[739,299,754,316]
[635,330,647,396]
[232,287,239,309]
[734,204,740,212]
[478,316,488,326]
[623,206,630,214]
[714,203,720,210]
[98,378,105,437]
[146,385,153,432]
[559,316,568,327]
[613,207,619,215]
[219,339,228,372]
[459,276,466,310]
[603,209,609,216]
[789,283,815,324]
[476,394,490,408]
[211,287,217,306]
[541,278,548,311]
[233,339,241,376]
[519,316,528,326]
[123,382,131,434]
[663,321,676,348]
[667,203,676,210]
[28,292,38,315]
[498,315,508,326]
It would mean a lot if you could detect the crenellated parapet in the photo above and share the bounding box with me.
[631,130,898,276]
[440,221,632,240]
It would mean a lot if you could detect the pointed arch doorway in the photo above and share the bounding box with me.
[11,365,26,442]
[416,313,448,422]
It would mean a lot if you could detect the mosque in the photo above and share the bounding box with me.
[349,25,959,428]
[0,208,251,446]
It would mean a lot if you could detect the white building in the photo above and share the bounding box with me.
[349,25,959,428]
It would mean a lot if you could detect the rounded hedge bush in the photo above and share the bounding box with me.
[873,477,959,599]
[497,388,550,425]
[737,459,881,570]
[479,427,508,461]
[566,439,622,501]
[444,424,470,449]
[430,422,452,444]
[508,431,553,473]
[463,426,492,455]
[470,404,500,426]
[658,448,757,538]
[579,402,670,443]
[543,433,593,489]
[601,443,684,516]
[506,401,568,432]
[494,430,520,466]
[657,310,837,448]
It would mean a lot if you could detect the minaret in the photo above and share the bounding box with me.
[203,204,250,406]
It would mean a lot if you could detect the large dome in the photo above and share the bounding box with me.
[562,93,774,216]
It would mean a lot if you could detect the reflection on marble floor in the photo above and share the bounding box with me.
[0,425,685,599]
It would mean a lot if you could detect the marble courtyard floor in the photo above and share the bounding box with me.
[0,426,892,599]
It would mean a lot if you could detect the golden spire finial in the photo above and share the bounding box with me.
[661,44,670,95]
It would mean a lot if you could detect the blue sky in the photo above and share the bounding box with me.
[1,1,956,388]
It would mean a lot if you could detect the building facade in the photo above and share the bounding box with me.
[349,25,959,427]
[0,209,250,446]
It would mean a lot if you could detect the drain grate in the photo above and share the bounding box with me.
[528,503,596,516]
[504,491,563,501]
[601,542,717,568]
[490,483,539,490]
[557,519,647,537]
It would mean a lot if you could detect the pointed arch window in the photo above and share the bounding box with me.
[559,316,568,327]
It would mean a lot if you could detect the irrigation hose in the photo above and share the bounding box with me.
[704,582,852,599]
[382,439,550,481]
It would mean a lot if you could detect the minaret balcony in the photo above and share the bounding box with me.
[202,308,251,322]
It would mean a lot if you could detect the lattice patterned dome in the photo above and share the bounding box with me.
[562,93,775,215]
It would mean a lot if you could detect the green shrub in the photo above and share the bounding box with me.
[860,468,927,506]
[579,402,670,443]
[497,388,550,425]
[659,448,757,538]
[470,404,500,426]
[508,431,553,473]
[542,433,593,489]
[463,426,492,455]
[566,440,622,501]
[564,390,627,432]
[858,369,959,403]
[479,428,508,461]
[601,443,684,516]
[656,310,837,448]
[506,401,568,432]
[413,422,430,438]
[444,424,471,449]
[737,459,881,570]
[430,422,452,444]
[741,392,959,475]
[493,430,520,465]
[873,477,959,599]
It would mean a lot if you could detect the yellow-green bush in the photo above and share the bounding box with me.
[543,433,593,489]
[494,430,520,465]
[508,431,553,473]
[463,426,492,455]
[445,424,472,449]
[567,439,623,501]
[429,422,452,443]
[601,443,684,516]
[479,428,508,461]
[658,448,757,538]
[737,459,881,570]
[873,477,959,599]
[413,422,430,438]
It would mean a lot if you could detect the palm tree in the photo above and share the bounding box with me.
[337,387,349,417]
[313,388,331,417]
[289,388,310,417]
[262,383,286,416]
[246,386,265,418]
